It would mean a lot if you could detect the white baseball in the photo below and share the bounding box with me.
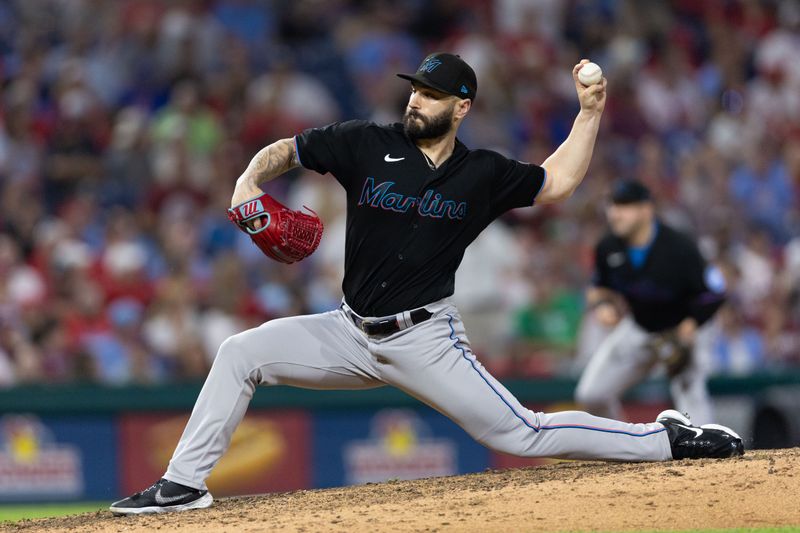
[578,62,603,86]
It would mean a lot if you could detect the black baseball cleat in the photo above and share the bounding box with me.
[109,478,213,515]
[656,409,744,460]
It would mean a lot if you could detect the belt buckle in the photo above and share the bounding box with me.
[351,314,366,333]
[354,314,374,335]
[361,317,392,336]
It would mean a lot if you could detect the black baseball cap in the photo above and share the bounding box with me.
[397,52,477,100]
[610,179,652,204]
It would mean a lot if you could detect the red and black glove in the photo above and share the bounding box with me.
[228,192,323,264]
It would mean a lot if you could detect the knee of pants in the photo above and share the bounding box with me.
[574,381,617,410]
[213,329,272,378]
[476,434,531,457]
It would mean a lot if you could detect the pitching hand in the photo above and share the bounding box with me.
[231,181,265,229]
[573,59,607,115]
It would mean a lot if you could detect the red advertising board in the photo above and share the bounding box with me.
[490,402,669,469]
[120,410,310,496]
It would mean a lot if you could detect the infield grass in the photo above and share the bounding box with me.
[642,526,800,533]
[0,502,107,522]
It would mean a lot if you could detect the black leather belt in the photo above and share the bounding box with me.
[344,306,433,336]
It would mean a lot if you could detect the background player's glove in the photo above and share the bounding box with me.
[228,192,323,264]
[648,331,692,378]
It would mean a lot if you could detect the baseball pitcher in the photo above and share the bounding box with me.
[111,54,742,515]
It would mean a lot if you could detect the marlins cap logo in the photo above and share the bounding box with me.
[418,57,442,73]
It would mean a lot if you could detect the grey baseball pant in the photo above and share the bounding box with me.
[575,316,713,425]
[165,298,672,490]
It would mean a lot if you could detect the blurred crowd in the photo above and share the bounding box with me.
[0,0,799,386]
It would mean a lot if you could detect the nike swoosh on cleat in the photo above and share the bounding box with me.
[676,424,703,438]
[155,487,191,505]
[701,423,741,440]
[384,154,405,162]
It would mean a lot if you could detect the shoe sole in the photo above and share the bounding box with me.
[110,492,214,516]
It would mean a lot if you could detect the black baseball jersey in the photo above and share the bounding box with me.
[593,222,726,332]
[295,120,546,317]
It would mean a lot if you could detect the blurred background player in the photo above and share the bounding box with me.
[575,180,726,425]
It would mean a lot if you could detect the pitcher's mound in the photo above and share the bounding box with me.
[9,448,800,533]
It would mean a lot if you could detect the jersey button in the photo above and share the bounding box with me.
[398,254,404,260]
[412,223,418,229]
[381,282,388,288]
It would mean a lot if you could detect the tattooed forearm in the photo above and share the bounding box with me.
[240,138,300,187]
[231,138,300,206]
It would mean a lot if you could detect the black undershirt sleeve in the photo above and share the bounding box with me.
[592,239,612,289]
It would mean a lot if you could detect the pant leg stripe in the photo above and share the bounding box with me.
[540,424,666,436]
[446,314,541,432]
[447,314,667,438]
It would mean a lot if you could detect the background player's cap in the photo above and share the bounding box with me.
[610,179,652,204]
[397,52,477,100]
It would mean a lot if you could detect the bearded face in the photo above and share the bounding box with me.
[403,102,455,141]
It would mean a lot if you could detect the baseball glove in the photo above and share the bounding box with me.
[227,192,323,264]
[648,331,693,378]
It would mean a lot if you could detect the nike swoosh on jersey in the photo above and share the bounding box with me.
[607,252,626,267]
[155,488,190,505]
[384,154,405,162]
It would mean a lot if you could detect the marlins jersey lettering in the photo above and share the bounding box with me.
[294,120,546,317]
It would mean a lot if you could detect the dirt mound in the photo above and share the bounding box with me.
[5,448,799,533]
